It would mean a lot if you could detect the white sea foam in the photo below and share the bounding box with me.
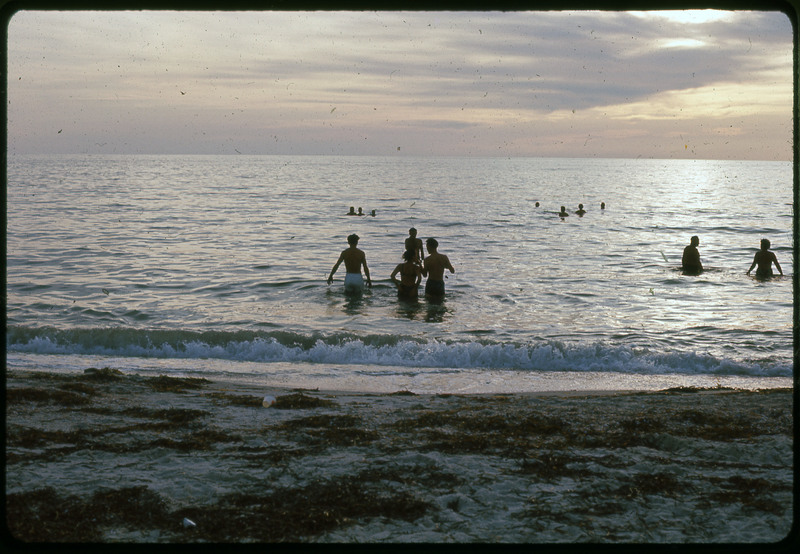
[6,328,792,378]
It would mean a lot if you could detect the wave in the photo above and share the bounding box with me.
[5,325,791,378]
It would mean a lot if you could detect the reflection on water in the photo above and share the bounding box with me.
[325,287,373,316]
[424,300,451,323]
[393,294,452,323]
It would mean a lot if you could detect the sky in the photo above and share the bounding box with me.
[5,9,794,160]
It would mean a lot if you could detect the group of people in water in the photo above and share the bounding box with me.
[327,227,454,300]
[347,206,376,217]
[681,236,783,278]
[551,202,605,217]
[327,212,784,300]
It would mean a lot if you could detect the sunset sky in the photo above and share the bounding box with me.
[5,9,794,160]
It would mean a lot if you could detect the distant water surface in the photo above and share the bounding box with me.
[6,155,793,392]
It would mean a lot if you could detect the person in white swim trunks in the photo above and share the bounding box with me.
[328,233,372,293]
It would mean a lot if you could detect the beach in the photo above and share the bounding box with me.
[5,367,794,544]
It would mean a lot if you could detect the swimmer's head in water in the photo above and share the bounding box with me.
[578,204,584,209]
[761,238,771,250]
[347,234,359,245]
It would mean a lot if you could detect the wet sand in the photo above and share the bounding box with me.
[4,367,794,544]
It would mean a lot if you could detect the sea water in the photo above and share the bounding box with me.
[5,154,794,393]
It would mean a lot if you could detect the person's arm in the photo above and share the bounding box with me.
[772,253,783,275]
[445,255,455,274]
[421,259,428,277]
[328,253,344,284]
[362,255,372,287]
[414,266,422,286]
[746,253,757,275]
[390,264,401,286]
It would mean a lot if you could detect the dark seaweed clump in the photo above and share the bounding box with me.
[176,476,430,542]
[275,414,380,447]
[144,375,210,392]
[81,367,125,382]
[273,393,336,409]
[7,477,431,543]
[6,387,92,406]
[6,486,169,542]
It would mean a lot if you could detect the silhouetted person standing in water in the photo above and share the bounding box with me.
[328,234,372,293]
[747,238,783,278]
[405,228,423,266]
[422,238,455,298]
[681,236,703,275]
[391,250,422,300]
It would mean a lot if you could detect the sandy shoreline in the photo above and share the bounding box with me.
[4,367,795,545]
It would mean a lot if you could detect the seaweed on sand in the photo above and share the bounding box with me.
[608,472,684,500]
[203,392,265,407]
[392,409,568,436]
[144,375,210,392]
[58,382,99,395]
[6,486,169,542]
[388,390,416,396]
[272,393,336,409]
[80,367,125,382]
[275,414,379,447]
[277,414,361,429]
[702,475,788,515]
[6,387,92,407]
[175,475,432,542]
[390,407,572,455]
[120,407,210,424]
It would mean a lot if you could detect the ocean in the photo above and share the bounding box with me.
[5,154,794,393]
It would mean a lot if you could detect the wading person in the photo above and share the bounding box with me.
[681,235,703,275]
[422,237,455,298]
[328,234,372,293]
[391,250,422,300]
[405,228,424,266]
[747,238,783,278]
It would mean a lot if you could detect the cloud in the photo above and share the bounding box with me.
[6,9,793,159]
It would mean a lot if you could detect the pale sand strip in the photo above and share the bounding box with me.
[4,368,794,544]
